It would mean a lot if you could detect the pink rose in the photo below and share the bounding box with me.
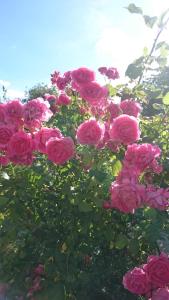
[5,99,24,126]
[144,186,169,210]
[57,93,71,105]
[109,114,140,145]
[56,76,67,90]
[9,152,34,166]
[79,82,108,106]
[98,67,108,75]
[7,131,34,156]
[107,102,121,121]
[24,98,53,129]
[123,267,151,295]
[0,125,14,149]
[120,99,142,118]
[46,137,75,165]
[45,94,57,104]
[108,180,145,213]
[105,67,119,80]
[71,67,95,85]
[34,127,62,153]
[64,71,72,83]
[152,288,169,300]
[51,71,60,84]
[0,104,6,124]
[124,143,161,173]
[34,264,44,275]
[144,253,169,288]
[76,119,104,145]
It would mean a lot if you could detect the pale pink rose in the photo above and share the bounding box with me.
[144,186,169,211]
[56,76,67,90]
[98,67,107,75]
[7,131,34,156]
[0,155,9,166]
[34,127,62,153]
[51,71,60,84]
[57,93,71,105]
[123,267,151,295]
[76,119,104,145]
[107,102,121,121]
[71,67,95,85]
[0,125,15,149]
[24,98,53,129]
[152,288,169,300]
[46,137,75,165]
[5,99,24,126]
[108,180,145,213]
[124,144,161,173]
[109,114,140,145]
[79,82,108,106]
[0,104,6,124]
[105,67,119,80]
[120,99,142,118]
[144,253,169,288]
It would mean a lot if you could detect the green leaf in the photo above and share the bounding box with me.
[143,15,158,28]
[143,46,149,56]
[125,3,143,14]
[163,92,169,105]
[125,63,143,79]
[152,103,163,110]
[158,8,169,28]
[78,202,92,212]
[0,196,8,207]
[112,160,122,176]
[155,41,169,51]
[36,284,65,300]
[115,234,128,249]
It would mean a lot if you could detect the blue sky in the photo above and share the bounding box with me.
[0,0,169,97]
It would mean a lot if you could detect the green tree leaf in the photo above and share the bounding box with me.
[125,3,143,14]
[143,15,158,28]
[163,92,169,105]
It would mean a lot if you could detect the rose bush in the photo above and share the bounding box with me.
[0,3,169,300]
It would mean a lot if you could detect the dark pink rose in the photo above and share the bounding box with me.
[0,125,14,149]
[51,71,60,84]
[107,102,121,121]
[7,131,34,156]
[71,67,95,85]
[98,67,108,75]
[106,67,119,80]
[56,76,68,90]
[34,127,62,153]
[144,186,169,211]
[144,253,169,288]
[152,288,169,300]
[123,267,151,295]
[0,104,6,124]
[57,93,71,105]
[79,82,108,106]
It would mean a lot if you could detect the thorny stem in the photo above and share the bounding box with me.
[138,15,169,85]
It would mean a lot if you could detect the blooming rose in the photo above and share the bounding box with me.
[46,137,75,165]
[98,67,107,75]
[0,104,6,124]
[0,125,14,149]
[9,152,34,165]
[34,127,62,153]
[5,99,24,126]
[34,264,45,276]
[124,143,161,173]
[57,93,71,105]
[120,99,142,118]
[106,67,119,80]
[64,71,72,83]
[7,131,34,156]
[56,76,67,90]
[44,94,57,104]
[123,267,151,295]
[107,102,121,121]
[71,67,95,85]
[109,114,140,145]
[76,119,104,145]
[51,71,60,84]
[144,253,169,288]
[24,98,53,129]
[152,288,169,300]
[79,82,108,106]
[0,155,9,166]
[144,186,169,211]
[108,179,145,213]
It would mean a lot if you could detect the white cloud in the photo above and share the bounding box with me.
[6,89,25,99]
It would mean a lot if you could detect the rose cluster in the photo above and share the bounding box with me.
[123,253,169,300]
[104,143,169,213]
[0,98,75,166]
